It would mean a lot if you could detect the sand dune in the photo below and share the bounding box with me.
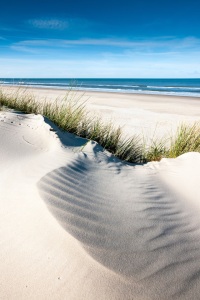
[0,110,200,299]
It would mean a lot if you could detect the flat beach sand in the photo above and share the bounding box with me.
[0,87,200,299]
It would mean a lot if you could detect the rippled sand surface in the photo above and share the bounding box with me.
[0,111,200,299]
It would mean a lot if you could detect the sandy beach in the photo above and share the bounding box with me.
[2,86,200,139]
[0,88,200,299]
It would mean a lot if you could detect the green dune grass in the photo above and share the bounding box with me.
[0,89,199,163]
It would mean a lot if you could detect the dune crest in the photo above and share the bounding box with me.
[1,111,200,299]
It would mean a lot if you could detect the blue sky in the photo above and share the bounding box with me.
[0,0,200,78]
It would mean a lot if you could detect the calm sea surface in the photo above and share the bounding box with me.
[1,78,200,97]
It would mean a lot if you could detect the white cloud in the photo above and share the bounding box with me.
[12,36,200,51]
[28,18,69,30]
[10,45,39,54]
[61,36,200,50]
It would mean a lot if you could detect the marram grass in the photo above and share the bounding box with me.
[168,123,200,157]
[0,89,199,163]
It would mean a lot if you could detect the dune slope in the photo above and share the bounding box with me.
[0,111,200,300]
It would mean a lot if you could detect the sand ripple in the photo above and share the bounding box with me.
[1,111,200,299]
[38,147,200,299]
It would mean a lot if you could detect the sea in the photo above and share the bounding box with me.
[0,78,200,97]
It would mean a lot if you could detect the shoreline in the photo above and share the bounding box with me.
[1,83,200,100]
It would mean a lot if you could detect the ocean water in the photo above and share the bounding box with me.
[0,78,200,97]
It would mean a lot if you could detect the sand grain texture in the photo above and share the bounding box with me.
[0,111,200,300]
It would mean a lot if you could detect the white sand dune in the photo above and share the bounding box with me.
[0,110,200,299]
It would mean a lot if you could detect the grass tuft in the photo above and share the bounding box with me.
[168,122,200,158]
[143,139,168,162]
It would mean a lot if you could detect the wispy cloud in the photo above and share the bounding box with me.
[61,36,200,50]
[13,39,50,46]
[10,45,39,54]
[28,18,69,30]
[11,36,200,52]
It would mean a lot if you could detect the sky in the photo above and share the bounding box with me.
[0,0,200,78]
